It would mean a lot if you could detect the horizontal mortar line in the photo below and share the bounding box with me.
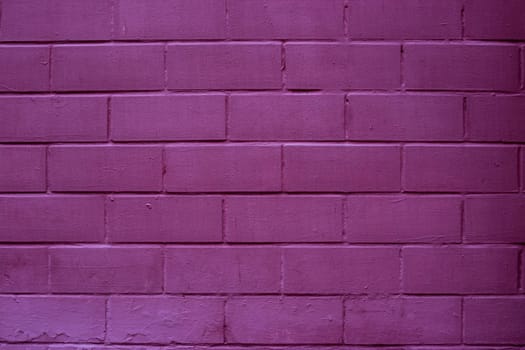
[1,243,523,248]
[1,90,524,97]
[1,141,525,146]
[1,292,523,297]
[0,39,524,45]
[2,191,524,195]
[1,89,524,95]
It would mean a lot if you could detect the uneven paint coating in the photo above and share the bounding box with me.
[0,0,524,348]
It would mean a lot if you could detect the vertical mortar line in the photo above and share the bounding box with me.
[161,244,166,294]
[161,145,166,194]
[223,297,228,343]
[460,296,465,344]
[521,45,524,91]
[400,43,405,91]
[47,245,51,294]
[280,246,284,294]
[399,247,404,294]
[163,43,168,91]
[400,143,405,193]
[110,0,116,39]
[343,0,349,40]
[518,146,522,193]
[103,195,109,244]
[460,3,465,40]
[104,297,109,344]
[280,41,286,91]
[341,296,346,344]
[45,145,50,194]
[225,0,230,40]
[518,45,523,91]
[343,94,349,141]
[341,196,347,243]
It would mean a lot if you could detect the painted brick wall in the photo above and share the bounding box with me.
[0,0,524,349]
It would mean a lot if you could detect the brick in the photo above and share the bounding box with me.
[0,96,107,142]
[50,247,162,293]
[111,94,225,141]
[283,247,399,294]
[285,43,400,89]
[464,195,525,243]
[404,44,520,91]
[0,296,105,342]
[346,94,463,141]
[51,44,164,91]
[0,46,49,92]
[114,0,226,40]
[404,145,518,192]
[107,196,222,242]
[48,146,162,192]
[225,196,343,242]
[0,0,111,41]
[403,247,518,294]
[464,298,525,344]
[464,0,525,40]
[165,247,280,293]
[108,296,224,344]
[466,96,525,142]
[0,345,49,350]
[345,297,461,344]
[283,145,401,192]
[229,94,345,141]
[348,0,462,39]
[345,196,461,243]
[226,297,342,344]
[0,247,48,293]
[229,0,343,39]
[167,44,281,90]
[165,145,281,192]
[0,146,46,192]
[0,196,104,242]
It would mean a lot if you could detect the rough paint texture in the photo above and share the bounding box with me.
[0,0,523,348]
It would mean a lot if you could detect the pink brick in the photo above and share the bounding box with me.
[466,96,525,142]
[403,247,518,294]
[107,196,222,242]
[226,297,342,344]
[51,44,164,91]
[165,247,280,293]
[346,195,461,243]
[50,247,162,293]
[229,94,345,141]
[0,146,46,192]
[0,196,104,242]
[0,247,48,293]
[167,44,281,90]
[165,145,281,192]
[464,0,525,40]
[346,94,463,141]
[345,297,461,344]
[285,43,400,89]
[0,46,49,92]
[48,146,162,192]
[283,247,400,293]
[464,195,525,243]
[111,94,225,141]
[464,298,525,344]
[283,145,401,192]
[403,145,519,192]
[114,0,226,40]
[0,296,105,342]
[229,0,343,39]
[0,346,49,350]
[0,96,107,142]
[404,44,520,91]
[348,0,462,39]
[0,0,111,41]
[108,296,224,344]
[225,196,343,242]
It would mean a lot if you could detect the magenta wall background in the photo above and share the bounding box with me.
[1,0,525,348]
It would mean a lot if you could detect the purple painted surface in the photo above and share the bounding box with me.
[0,0,524,348]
